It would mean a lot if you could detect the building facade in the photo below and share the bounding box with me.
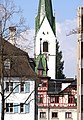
[77,6,83,120]
[0,37,37,120]
[35,0,56,79]
[38,77,77,120]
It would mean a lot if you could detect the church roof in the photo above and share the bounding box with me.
[35,0,56,34]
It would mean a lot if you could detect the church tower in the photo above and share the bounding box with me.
[35,0,56,79]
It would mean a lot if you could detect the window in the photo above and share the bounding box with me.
[40,112,46,118]
[5,103,30,113]
[50,97,55,103]
[6,82,13,92]
[4,59,10,69]
[43,41,48,52]
[52,112,58,118]
[42,82,47,87]
[20,103,24,113]
[38,95,43,103]
[5,82,30,93]
[68,95,73,103]
[55,96,59,103]
[6,103,13,113]
[20,82,24,92]
[65,112,72,118]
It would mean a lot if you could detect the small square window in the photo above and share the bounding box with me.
[4,59,10,70]
[65,112,72,118]
[6,82,13,92]
[52,112,58,118]
[40,112,46,118]
[6,103,13,113]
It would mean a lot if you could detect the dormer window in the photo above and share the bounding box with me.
[43,41,48,52]
[4,59,10,70]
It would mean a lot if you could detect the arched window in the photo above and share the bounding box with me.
[43,41,48,52]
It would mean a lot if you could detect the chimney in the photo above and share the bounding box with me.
[9,26,16,45]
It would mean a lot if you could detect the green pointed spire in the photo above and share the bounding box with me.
[35,0,56,34]
[38,57,44,70]
[35,54,48,76]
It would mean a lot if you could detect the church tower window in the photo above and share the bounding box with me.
[43,41,48,52]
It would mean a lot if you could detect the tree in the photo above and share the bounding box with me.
[56,39,65,79]
[0,1,38,120]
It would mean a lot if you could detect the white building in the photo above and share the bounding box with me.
[77,6,83,120]
[35,0,56,79]
[0,37,37,120]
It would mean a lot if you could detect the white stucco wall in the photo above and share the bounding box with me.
[0,78,35,120]
[35,17,56,79]
[38,108,77,120]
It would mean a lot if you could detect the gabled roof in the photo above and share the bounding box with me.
[0,38,37,79]
[58,80,77,95]
[51,78,75,83]
[48,78,76,95]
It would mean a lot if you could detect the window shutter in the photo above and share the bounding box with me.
[14,103,18,113]
[25,103,30,113]
[25,82,30,93]
[0,103,1,113]
[14,82,19,93]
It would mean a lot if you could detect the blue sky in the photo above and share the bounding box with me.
[14,0,83,28]
[13,0,83,78]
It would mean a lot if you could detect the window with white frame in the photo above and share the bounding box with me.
[65,112,72,118]
[52,112,58,118]
[6,103,13,113]
[5,103,30,113]
[5,82,30,93]
[4,59,10,70]
[6,82,13,92]
[20,82,30,93]
[40,112,46,118]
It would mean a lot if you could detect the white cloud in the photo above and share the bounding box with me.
[56,19,77,78]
